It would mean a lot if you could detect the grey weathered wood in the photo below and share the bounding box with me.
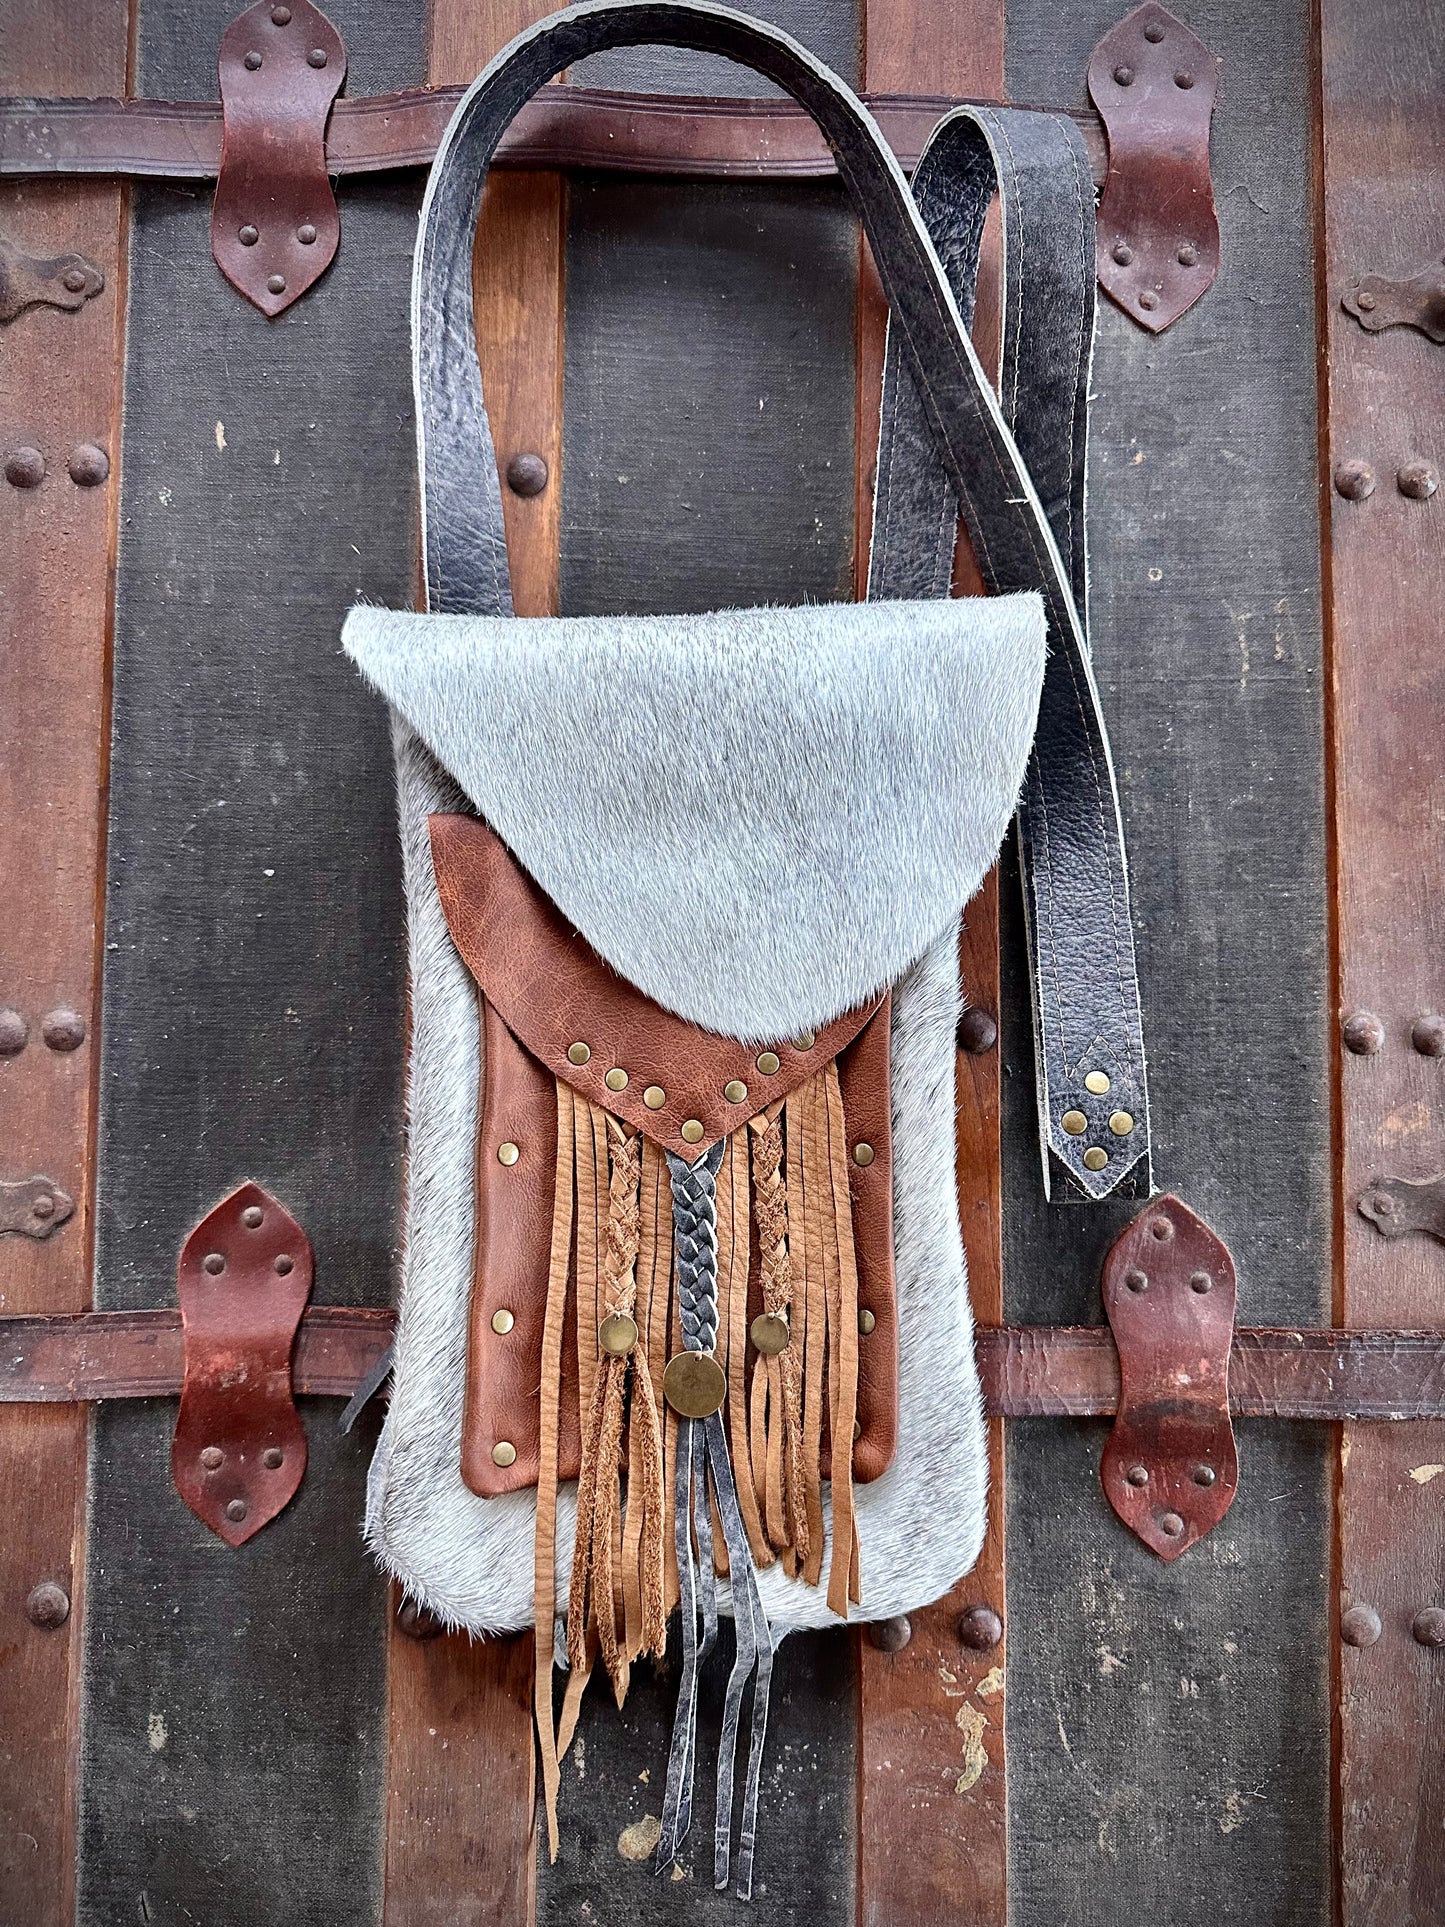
[1001,2,1332,1922]
[76,5,426,1923]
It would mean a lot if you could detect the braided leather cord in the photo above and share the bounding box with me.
[668,1141,725,1354]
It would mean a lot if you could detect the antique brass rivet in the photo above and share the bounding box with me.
[1082,1146,1109,1172]
[858,1308,876,1335]
[497,1141,520,1166]
[643,1085,666,1110]
[1085,1070,1111,1095]
[662,1351,727,1418]
[1061,1110,1088,1137]
[853,1142,875,1167]
[724,1079,748,1104]
[751,1312,790,1356]
[605,1067,629,1092]
[793,1030,816,1051]
[599,1312,639,1356]
[852,1419,861,1441]
[491,1308,515,1335]
[492,1440,518,1469]
[1108,1111,1135,1137]
[757,1051,781,1076]
[567,1041,591,1066]
[680,1118,705,1144]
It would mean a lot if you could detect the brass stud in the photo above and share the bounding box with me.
[724,1079,748,1104]
[858,1308,876,1335]
[750,1312,790,1356]
[853,1142,875,1167]
[491,1308,515,1335]
[497,1141,520,1166]
[605,1067,628,1092]
[643,1085,666,1110]
[599,1312,639,1356]
[680,1119,704,1144]
[1085,1070,1111,1095]
[491,1441,518,1469]
[1082,1146,1109,1172]
[567,1041,591,1066]
[757,1051,781,1076]
[1108,1111,1135,1137]
[662,1350,727,1418]
[852,1419,862,1441]
[793,1029,816,1051]
[1061,1110,1088,1136]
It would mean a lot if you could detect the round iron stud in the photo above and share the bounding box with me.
[241,1204,264,1229]
[25,1582,70,1630]
[297,223,318,246]
[239,224,259,246]
[0,1008,28,1055]
[1411,1607,1445,1648]
[200,1445,224,1470]
[67,444,109,488]
[1398,461,1438,500]
[1334,459,1376,502]
[226,1498,248,1524]
[1126,1464,1149,1487]
[957,1605,1003,1651]
[202,1252,226,1276]
[262,1447,284,1469]
[1341,1604,1383,1648]
[273,1252,294,1276]
[44,1006,88,1053]
[5,447,45,489]
[957,1008,998,1054]
[1160,1511,1185,1538]
[868,1615,912,1652]
[1342,1009,1385,1054]
[1411,1013,1445,1057]
[506,452,549,497]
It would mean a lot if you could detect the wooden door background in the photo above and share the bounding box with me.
[0,0,1440,1921]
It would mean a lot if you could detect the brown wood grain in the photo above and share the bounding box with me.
[379,7,564,1925]
[1321,3,1445,1921]
[855,5,1007,1922]
[0,3,127,1919]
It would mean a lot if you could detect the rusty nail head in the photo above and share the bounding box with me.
[1126,1463,1149,1487]
[5,447,45,489]
[263,1446,284,1469]
[307,46,328,66]
[239,224,259,246]
[31,1194,56,1221]
[1412,1013,1445,1056]
[957,1605,1003,1651]
[1193,1464,1216,1486]
[41,1007,86,1050]
[1334,459,1376,502]
[297,223,317,246]
[1341,1603,1383,1647]
[1161,1512,1185,1538]
[271,3,292,18]
[506,452,549,498]
[200,1445,223,1469]
[1190,1269,1213,1293]
[1356,289,1377,311]
[1174,70,1194,87]
[267,274,287,295]
[1138,289,1159,311]
[1113,62,1134,84]
[1149,1215,1174,1242]
[867,1614,912,1653]
[244,49,262,69]
[25,1581,70,1630]
[63,267,88,292]
[68,444,109,488]
[1111,240,1134,267]
[0,1008,27,1055]
[1412,1607,1445,1648]
[1398,461,1438,500]
[274,1252,294,1275]
[1178,242,1200,267]
[1368,1191,1395,1217]
[225,1498,248,1523]
[397,1596,444,1640]
[1342,1009,1384,1054]
[202,1252,226,1275]
[956,1008,998,1054]
[1144,18,1165,38]
[242,1204,264,1228]
[1125,1267,1148,1293]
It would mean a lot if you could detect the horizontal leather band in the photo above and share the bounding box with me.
[2,1305,1440,1422]
[0,85,1106,185]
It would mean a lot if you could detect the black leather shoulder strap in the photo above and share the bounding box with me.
[411,0,1150,1200]
[869,105,1150,1197]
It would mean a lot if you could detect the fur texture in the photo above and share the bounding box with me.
[343,595,1045,1042]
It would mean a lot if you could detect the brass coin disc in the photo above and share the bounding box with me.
[598,1312,639,1357]
[662,1349,727,1418]
[750,1312,791,1357]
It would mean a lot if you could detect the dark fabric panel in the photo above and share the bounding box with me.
[575,0,859,96]
[1001,1,1332,1922]
[78,160,423,1925]
[134,0,422,97]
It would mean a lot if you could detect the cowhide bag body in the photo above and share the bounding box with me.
[343,0,1150,1891]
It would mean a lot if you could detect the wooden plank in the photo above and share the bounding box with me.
[73,6,427,1922]
[542,9,861,1914]
[377,6,563,1924]
[1321,3,1445,1919]
[854,5,1008,1924]
[0,3,128,1919]
[1001,2,1334,1922]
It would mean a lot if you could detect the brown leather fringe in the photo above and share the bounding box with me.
[794,1081,828,1588]
[822,1060,862,1612]
[724,1130,771,1568]
[534,1080,576,1863]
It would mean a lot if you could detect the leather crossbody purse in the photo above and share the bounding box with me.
[343,0,1150,1893]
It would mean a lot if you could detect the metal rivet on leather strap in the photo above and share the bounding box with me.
[680,1119,704,1144]
[853,1143,875,1167]
[1083,1146,1109,1172]
[661,1351,727,1418]
[605,1067,628,1091]
[724,1079,748,1104]
[1085,1070,1111,1094]
[226,1499,248,1523]
[497,1141,519,1165]
[858,1308,876,1335]
[756,1051,780,1076]
[1126,1464,1149,1486]
[1109,1111,1135,1136]
[643,1085,666,1110]
[200,1446,224,1469]
[750,1313,789,1356]
[1061,1110,1088,1136]
[262,1447,284,1469]
[491,1308,514,1335]
[793,1030,815,1050]
[266,273,286,295]
[297,222,317,246]
[491,1440,517,1468]
[852,1419,861,1441]
[599,1312,638,1356]
[567,1041,591,1065]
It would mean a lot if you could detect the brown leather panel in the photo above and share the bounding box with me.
[834,998,896,1482]
[460,997,582,1498]
[430,812,883,1160]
